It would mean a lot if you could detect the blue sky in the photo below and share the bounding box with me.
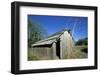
[28,15,88,41]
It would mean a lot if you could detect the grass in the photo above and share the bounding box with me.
[65,45,88,59]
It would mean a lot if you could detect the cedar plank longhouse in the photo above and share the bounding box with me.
[32,29,74,60]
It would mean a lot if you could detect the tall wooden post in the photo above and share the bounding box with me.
[52,42,56,59]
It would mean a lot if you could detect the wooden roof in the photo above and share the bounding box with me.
[32,29,70,47]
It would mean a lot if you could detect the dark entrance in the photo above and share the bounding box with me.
[56,39,60,59]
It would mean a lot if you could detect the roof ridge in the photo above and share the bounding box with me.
[47,28,69,38]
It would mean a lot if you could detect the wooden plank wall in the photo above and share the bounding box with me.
[32,46,53,60]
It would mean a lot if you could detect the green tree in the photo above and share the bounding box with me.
[28,19,47,47]
[75,37,88,45]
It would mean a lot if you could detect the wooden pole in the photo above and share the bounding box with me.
[52,42,56,59]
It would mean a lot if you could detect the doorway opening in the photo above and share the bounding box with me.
[56,39,60,59]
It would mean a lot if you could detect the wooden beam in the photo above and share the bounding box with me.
[52,42,56,59]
